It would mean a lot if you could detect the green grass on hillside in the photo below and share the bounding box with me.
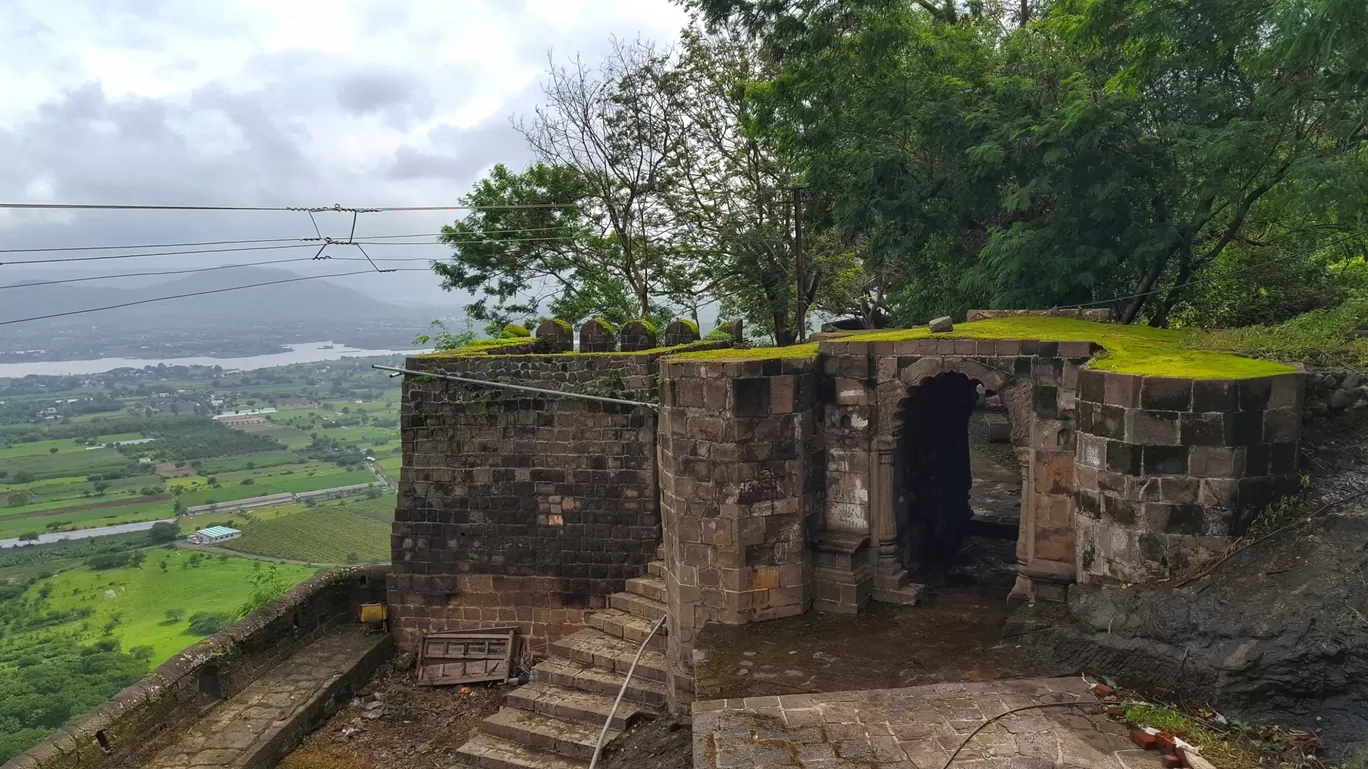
[196,450,305,474]
[669,317,1295,378]
[220,496,394,564]
[19,550,316,664]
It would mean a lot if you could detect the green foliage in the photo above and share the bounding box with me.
[0,637,148,762]
[411,319,477,351]
[137,418,283,462]
[236,565,290,619]
[85,553,133,571]
[690,0,1368,327]
[186,612,234,635]
[704,329,735,342]
[501,323,531,338]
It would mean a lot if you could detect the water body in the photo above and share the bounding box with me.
[0,518,177,549]
[0,341,425,378]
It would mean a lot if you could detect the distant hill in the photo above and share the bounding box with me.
[1,267,414,329]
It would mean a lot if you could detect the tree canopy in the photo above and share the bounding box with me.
[431,0,1368,338]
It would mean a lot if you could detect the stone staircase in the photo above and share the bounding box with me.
[456,561,670,769]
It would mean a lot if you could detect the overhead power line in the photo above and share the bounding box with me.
[0,201,582,213]
[0,268,429,327]
[0,234,580,266]
[0,227,571,255]
[0,257,340,290]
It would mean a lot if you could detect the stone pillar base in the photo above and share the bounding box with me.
[812,531,872,614]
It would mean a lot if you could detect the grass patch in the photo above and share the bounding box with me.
[1193,299,1368,371]
[196,450,305,474]
[17,550,316,664]
[844,317,1293,378]
[669,343,821,362]
[1118,703,1322,769]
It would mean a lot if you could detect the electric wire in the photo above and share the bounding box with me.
[0,257,341,289]
[0,227,576,255]
[0,268,429,327]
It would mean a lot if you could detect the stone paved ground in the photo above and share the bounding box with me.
[693,677,1166,769]
[142,627,389,768]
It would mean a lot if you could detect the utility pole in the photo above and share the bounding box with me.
[793,186,806,343]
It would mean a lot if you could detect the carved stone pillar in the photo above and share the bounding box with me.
[872,435,902,587]
[1010,446,1036,601]
[871,434,921,604]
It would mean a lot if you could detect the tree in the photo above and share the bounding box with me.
[48,447,58,454]
[691,0,1368,326]
[187,612,233,635]
[7,492,30,509]
[164,608,185,623]
[149,521,180,543]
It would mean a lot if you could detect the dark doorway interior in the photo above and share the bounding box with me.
[894,373,1021,590]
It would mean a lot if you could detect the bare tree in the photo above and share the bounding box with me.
[517,39,686,318]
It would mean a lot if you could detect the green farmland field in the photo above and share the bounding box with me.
[220,495,394,564]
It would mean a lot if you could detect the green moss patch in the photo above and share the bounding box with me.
[419,338,532,357]
[624,319,657,335]
[670,343,820,362]
[843,317,1292,379]
[501,323,530,338]
[587,317,614,333]
[673,318,699,334]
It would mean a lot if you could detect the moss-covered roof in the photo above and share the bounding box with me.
[670,317,1295,378]
[670,343,820,362]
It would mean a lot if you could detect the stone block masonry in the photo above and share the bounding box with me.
[391,350,673,652]
[1075,370,1305,582]
[657,355,823,712]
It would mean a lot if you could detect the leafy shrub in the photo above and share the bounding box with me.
[86,553,133,570]
[186,612,234,635]
[502,323,531,338]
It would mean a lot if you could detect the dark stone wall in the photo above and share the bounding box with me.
[1075,370,1304,582]
[390,351,677,649]
[5,567,388,769]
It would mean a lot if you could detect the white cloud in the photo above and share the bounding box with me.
[0,0,690,305]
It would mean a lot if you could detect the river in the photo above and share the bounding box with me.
[0,341,425,378]
[0,518,177,549]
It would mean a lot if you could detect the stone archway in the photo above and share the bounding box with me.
[871,356,1040,601]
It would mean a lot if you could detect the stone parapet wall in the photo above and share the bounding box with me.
[658,355,822,711]
[1074,370,1304,583]
[392,348,734,652]
[3,566,388,769]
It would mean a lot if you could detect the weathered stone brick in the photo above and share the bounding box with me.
[1126,409,1179,445]
[1140,377,1192,411]
[1142,445,1189,475]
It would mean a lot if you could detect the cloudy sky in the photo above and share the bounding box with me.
[0,0,690,306]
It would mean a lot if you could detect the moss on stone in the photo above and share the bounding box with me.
[419,338,531,357]
[843,317,1292,379]
[674,318,699,334]
[501,323,530,338]
[625,319,657,335]
[670,343,820,362]
[587,317,614,333]
[543,318,572,335]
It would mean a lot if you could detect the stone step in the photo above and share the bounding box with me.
[626,575,667,603]
[550,628,669,684]
[504,681,647,731]
[647,560,666,579]
[532,658,668,709]
[587,608,667,651]
[457,732,587,769]
[481,707,619,762]
[609,591,668,622]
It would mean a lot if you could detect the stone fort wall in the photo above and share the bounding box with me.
[390,351,673,650]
